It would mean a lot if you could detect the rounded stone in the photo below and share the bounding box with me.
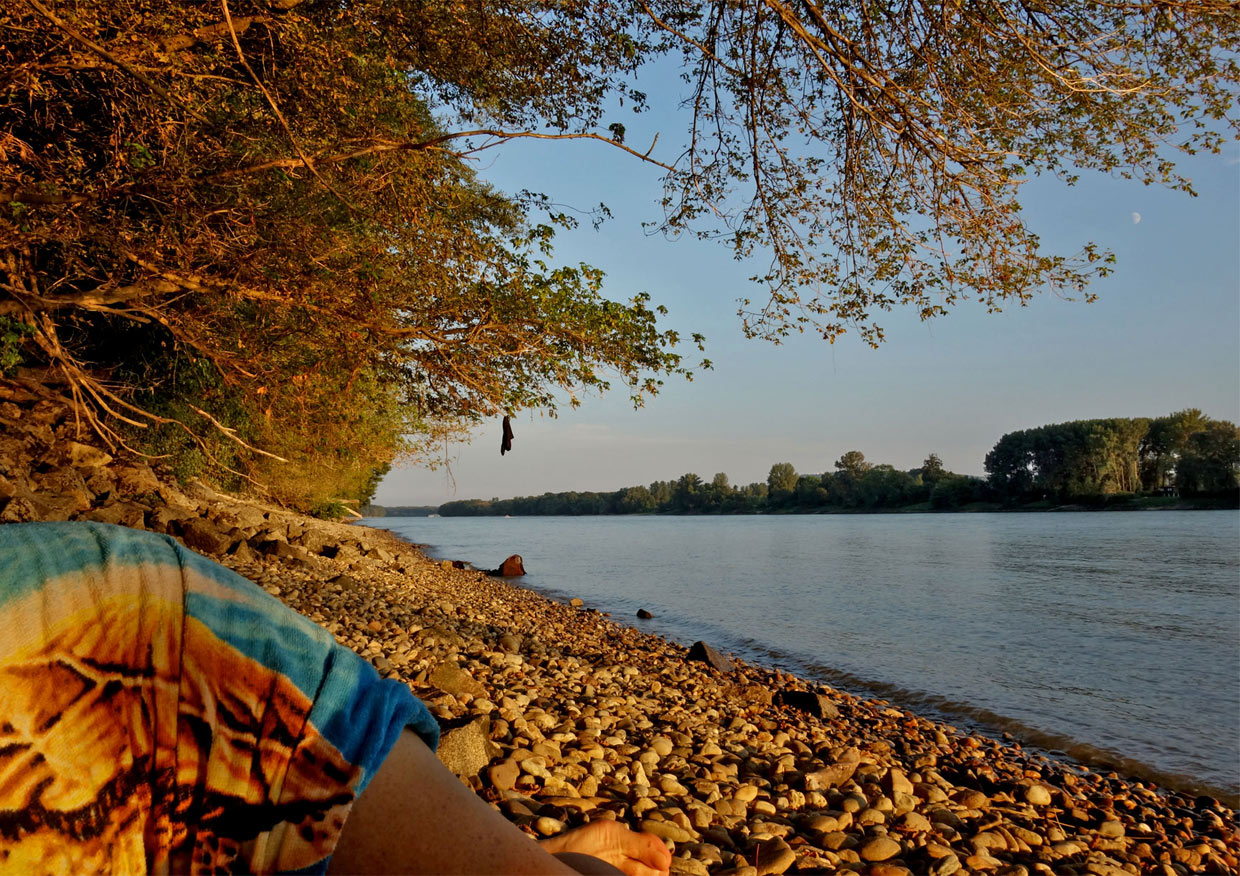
[899,811,933,832]
[1098,820,1126,838]
[860,836,902,862]
[536,816,565,836]
[1024,784,1054,807]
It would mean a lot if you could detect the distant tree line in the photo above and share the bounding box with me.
[361,505,439,518]
[985,410,1239,502]
[439,451,990,516]
[436,410,1239,517]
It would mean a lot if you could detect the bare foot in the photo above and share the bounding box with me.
[540,820,672,876]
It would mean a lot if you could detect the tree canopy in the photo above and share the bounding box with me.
[2,0,1235,507]
[985,411,1240,500]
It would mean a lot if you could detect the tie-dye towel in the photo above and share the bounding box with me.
[0,521,439,875]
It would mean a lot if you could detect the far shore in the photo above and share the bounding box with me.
[372,495,1239,518]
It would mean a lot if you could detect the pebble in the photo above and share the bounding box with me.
[1024,783,1054,806]
[860,836,902,862]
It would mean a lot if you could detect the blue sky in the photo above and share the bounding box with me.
[376,81,1240,507]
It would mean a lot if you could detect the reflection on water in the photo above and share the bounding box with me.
[368,510,1240,802]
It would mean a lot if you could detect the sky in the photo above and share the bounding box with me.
[375,74,1240,507]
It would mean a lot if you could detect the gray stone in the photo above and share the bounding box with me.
[688,641,734,673]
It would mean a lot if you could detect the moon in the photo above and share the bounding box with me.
[1132,212,1142,224]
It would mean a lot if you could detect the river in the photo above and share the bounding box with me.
[364,510,1240,804]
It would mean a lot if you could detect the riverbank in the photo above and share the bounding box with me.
[1,379,1236,874]
[249,527,1239,875]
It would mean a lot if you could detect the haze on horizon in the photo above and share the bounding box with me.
[376,116,1240,508]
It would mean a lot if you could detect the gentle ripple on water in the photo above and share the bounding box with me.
[366,510,1240,802]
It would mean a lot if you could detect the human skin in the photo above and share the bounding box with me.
[328,728,672,876]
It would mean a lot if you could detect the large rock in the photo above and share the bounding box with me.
[33,467,93,513]
[753,837,796,875]
[113,462,163,496]
[62,440,114,469]
[257,539,313,563]
[804,749,862,791]
[776,689,840,719]
[180,517,236,555]
[83,501,148,529]
[488,554,525,576]
[436,716,497,779]
[687,641,734,673]
[430,661,488,699]
[0,496,42,522]
[723,682,774,706]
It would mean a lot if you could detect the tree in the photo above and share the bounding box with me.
[930,476,988,510]
[1176,422,1240,497]
[0,0,700,507]
[648,0,1237,345]
[2,0,1235,504]
[921,454,947,485]
[616,485,657,514]
[767,463,798,503]
[794,474,829,507]
[1140,409,1210,490]
[671,472,704,512]
[835,451,871,479]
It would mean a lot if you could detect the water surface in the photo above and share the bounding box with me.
[367,511,1240,802]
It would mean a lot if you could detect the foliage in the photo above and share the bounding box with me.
[1176,422,1240,497]
[929,476,989,510]
[439,411,1240,515]
[0,316,31,376]
[440,447,969,515]
[921,453,946,485]
[1,0,1235,507]
[649,0,1239,345]
[766,462,798,503]
[986,413,1239,501]
[0,0,699,508]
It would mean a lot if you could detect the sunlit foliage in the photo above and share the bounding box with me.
[1,0,1234,506]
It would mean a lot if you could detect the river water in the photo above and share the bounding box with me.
[364,511,1240,803]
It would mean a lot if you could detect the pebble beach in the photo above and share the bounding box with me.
[1,378,1237,875]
